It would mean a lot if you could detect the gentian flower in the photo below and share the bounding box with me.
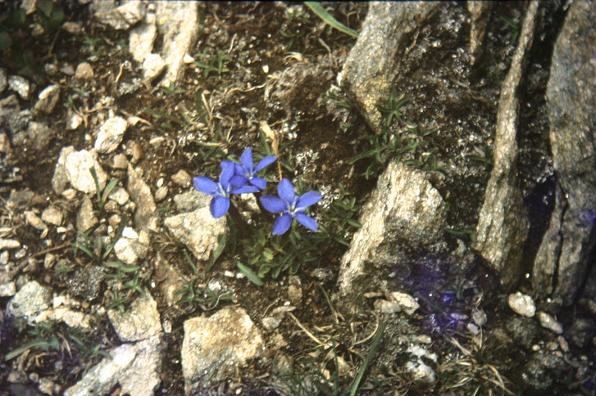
[230,147,277,190]
[193,161,259,218]
[260,178,321,235]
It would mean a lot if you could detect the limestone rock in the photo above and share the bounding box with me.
[41,206,63,226]
[474,1,538,288]
[182,307,264,391]
[64,336,161,396]
[374,291,420,315]
[142,53,166,82]
[65,149,107,194]
[7,281,52,323]
[339,2,440,132]
[129,11,157,63]
[532,0,596,305]
[164,206,226,262]
[33,84,60,114]
[74,62,94,80]
[76,196,98,232]
[508,292,536,318]
[114,227,148,264]
[8,75,30,99]
[337,162,445,295]
[127,165,157,231]
[94,0,145,30]
[108,292,161,342]
[52,146,75,194]
[173,190,210,212]
[156,2,200,86]
[95,116,128,154]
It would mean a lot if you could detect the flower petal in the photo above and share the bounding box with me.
[277,178,295,203]
[230,174,249,188]
[234,163,245,176]
[272,214,292,235]
[260,195,286,213]
[250,176,267,190]
[210,196,230,218]
[219,161,235,188]
[254,155,277,172]
[232,185,259,194]
[240,147,253,172]
[296,191,322,210]
[193,176,218,195]
[295,213,317,232]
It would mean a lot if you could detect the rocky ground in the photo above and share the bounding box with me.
[0,2,595,396]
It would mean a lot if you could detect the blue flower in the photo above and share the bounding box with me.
[193,161,259,218]
[230,147,277,190]
[259,178,321,235]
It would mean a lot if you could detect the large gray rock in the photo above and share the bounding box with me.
[7,281,52,323]
[127,165,157,231]
[64,336,161,396]
[339,2,440,132]
[156,2,200,87]
[473,1,539,288]
[108,292,161,342]
[94,0,145,31]
[181,307,264,393]
[164,206,226,262]
[337,162,445,296]
[532,0,596,305]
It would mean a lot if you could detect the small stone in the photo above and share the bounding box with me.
[44,254,56,269]
[127,165,157,231]
[127,141,143,163]
[0,239,21,250]
[171,169,191,187]
[64,337,161,396]
[262,316,282,332]
[537,311,563,334]
[38,377,56,395]
[164,207,226,261]
[182,307,264,391]
[114,227,148,265]
[0,281,17,297]
[557,336,569,352]
[154,186,168,202]
[65,150,107,194]
[25,210,47,231]
[287,276,302,304]
[8,75,30,99]
[95,1,145,30]
[95,116,128,154]
[142,53,166,82]
[67,112,83,130]
[52,146,75,194]
[61,64,75,76]
[7,281,52,323]
[34,84,60,114]
[173,190,210,212]
[0,68,6,92]
[375,291,420,315]
[108,292,162,342]
[62,189,77,200]
[62,21,82,34]
[112,153,129,169]
[41,206,63,226]
[108,214,122,230]
[508,292,536,317]
[76,196,98,232]
[75,62,94,80]
[109,187,129,205]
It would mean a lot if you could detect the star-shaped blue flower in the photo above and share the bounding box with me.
[193,161,259,218]
[231,147,277,190]
[259,178,321,235]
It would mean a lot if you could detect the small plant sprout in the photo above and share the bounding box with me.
[260,178,322,235]
[193,160,259,218]
[231,147,277,190]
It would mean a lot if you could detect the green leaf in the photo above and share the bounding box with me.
[304,2,358,38]
[207,233,227,272]
[349,321,386,396]
[37,0,54,17]
[101,179,119,207]
[236,262,263,286]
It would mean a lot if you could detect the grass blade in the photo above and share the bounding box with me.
[304,2,358,38]
[236,261,264,286]
[349,321,386,396]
